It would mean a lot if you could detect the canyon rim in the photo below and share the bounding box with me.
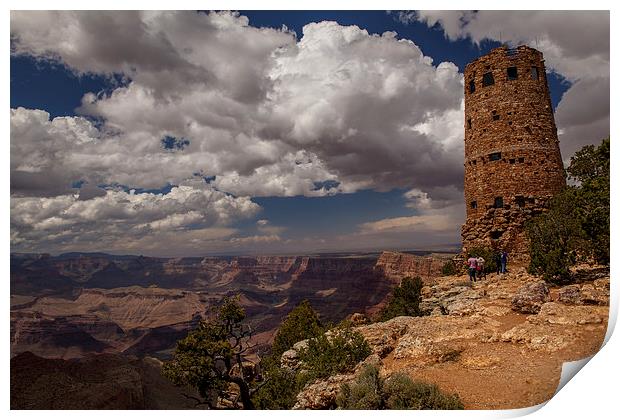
[9,9,611,412]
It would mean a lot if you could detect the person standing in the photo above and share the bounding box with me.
[500,250,508,274]
[467,254,478,282]
[476,256,486,281]
[495,252,502,275]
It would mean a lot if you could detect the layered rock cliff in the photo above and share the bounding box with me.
[10,251,456,359]
[375,251,450,281]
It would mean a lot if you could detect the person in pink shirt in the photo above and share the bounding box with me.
[466,255,478,282]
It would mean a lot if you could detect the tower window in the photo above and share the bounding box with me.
[469,80,476,93]
[470,201,477,209]
[531,66,539,80]
[507,66,518,80]
[509,158,516,164]
[493,114,500,121]
[489,152,502,161]
[525,126,532,134]
[518,157,525,163]
[515,196,525,207]
[490,231,503,240]
[467,118,472,129]
[482,72,495,87]
[494,197,504,208]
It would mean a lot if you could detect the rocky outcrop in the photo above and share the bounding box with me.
[511,281,550,314]
[375,251,450,281]
[10,352,203,409]
[558,280,610,306]
[290,267,609,409]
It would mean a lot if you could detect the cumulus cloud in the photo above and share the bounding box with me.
[11,11,464,199]
[413,10,610,159]
[11,181,259,254]
[10,11,472,253]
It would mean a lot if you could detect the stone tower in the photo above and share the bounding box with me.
[461,45,565,259]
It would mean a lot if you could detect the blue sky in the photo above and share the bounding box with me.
[9,11,608,256]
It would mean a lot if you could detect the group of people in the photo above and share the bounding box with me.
[466,250,508,282]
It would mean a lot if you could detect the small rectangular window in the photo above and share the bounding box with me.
[494,197,504,208]
[489,152,502,161]
[470,201,477,209]
[507,66,518,80]
[469,80,475,93]
[531,66,539,80]
[493,114,500,121]
[482,72,495,87]
[509,158,516,164]
[518,157,525,163]
[515,196,526,207]
[467,118,472,129]
[490,231,503,240]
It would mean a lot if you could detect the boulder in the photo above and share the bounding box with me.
[348,313,370,326]
[557,285,581,305]
[511,281,550,314]
[580,284,609,306]
[531,302,605,326]
[293,373,354,409]
[280,349,301,370]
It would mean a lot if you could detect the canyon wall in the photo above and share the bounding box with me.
[10,251,453,359]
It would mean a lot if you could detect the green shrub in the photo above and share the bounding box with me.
[567,137,609,265]
[251,362,300,409]
[441,260,458,276]
[298,326,371,383]
[379,277,423,321]
[337,365,383,409]
[526,138,609,282]
[270,300,324,360]
[337,365,464,410]
[252,300,324,409]
[526,188,586,284]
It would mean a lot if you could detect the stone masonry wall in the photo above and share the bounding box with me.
[462,46,565,258]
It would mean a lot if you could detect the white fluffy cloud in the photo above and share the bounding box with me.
[11,180,260,254]
[10,11,470,253]
[11,11,464,199]
[413,10,610,160]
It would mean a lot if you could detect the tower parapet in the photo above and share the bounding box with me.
[461,45,565,258]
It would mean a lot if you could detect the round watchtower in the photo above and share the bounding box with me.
[461,45,565,259]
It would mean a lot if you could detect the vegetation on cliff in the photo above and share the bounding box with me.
[253,301,371,409]
[270,300,324,360]
[297,326,371,383]
[337,365,464,410]
[379,276,423,321]
[527,138,610,283]
[162,296,259,409]
[441,260,458,276]
[253,300,325,409]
